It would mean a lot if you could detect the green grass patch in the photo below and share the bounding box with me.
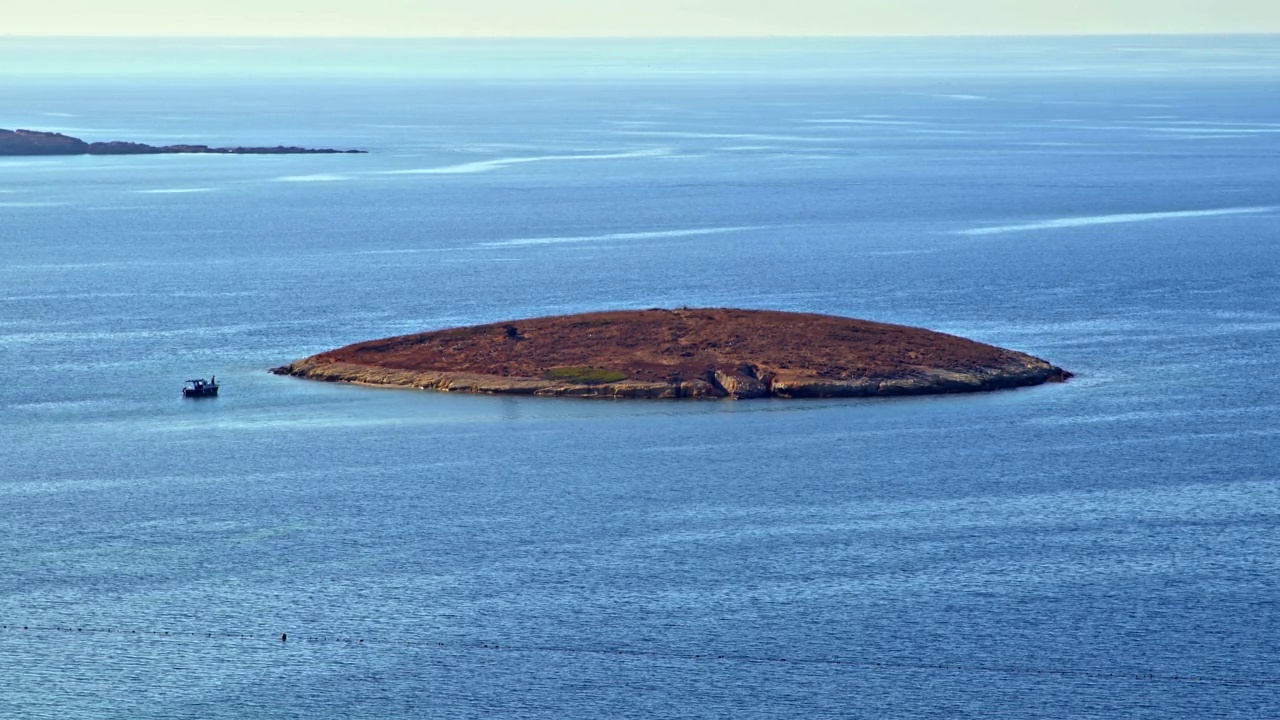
[543,366,629,385]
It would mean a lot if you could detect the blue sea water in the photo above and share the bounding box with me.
[1,37,1279,718]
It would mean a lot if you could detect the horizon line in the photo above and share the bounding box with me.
[3,31,1279,40]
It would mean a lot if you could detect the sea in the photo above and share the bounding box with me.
[1,36,1278,719]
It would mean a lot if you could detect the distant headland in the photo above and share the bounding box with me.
[272,308,1072,399]
[0,128,365,156]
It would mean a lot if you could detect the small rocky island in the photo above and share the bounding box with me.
[272,308,1071,399]
[0,128,364,156]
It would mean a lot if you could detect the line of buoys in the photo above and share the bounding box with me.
[1,623,1274,687]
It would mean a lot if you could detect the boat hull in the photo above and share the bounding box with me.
[182,380,219,398]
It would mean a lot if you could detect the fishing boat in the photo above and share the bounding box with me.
[183,376,219,398]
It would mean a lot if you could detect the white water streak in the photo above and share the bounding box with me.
[800,118,929,126]
[958,206,1277,236]
[480,226,762,248]
[613,130,827,143]
[272,174,351,182]
[380,148,669,175]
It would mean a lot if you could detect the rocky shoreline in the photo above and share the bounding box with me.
[271,308,1071,400]
[272,356,1069,399]
[0,128,364,156]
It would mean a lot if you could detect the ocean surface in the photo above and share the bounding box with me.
[2,37,1278,718]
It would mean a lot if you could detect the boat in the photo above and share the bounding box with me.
[183,376,219,398]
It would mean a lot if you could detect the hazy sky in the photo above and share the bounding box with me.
[5,0,1279,37]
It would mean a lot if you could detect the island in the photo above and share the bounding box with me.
[0,128,364,155]
[271,308,1071,399]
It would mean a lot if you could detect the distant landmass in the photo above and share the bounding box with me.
[0,128,365,156]
[272,308,1072,399]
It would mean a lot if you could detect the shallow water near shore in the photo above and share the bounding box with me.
[1,37,1279,719]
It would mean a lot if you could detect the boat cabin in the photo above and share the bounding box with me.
[183,376,219,398]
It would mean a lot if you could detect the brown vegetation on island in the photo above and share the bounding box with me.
[272,308,1071,399]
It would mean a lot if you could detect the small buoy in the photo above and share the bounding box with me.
[281,632,287,642]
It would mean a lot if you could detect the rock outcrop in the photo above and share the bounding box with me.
[0,129,89,155]
[0,128,364,156]
[272,308,1071,400]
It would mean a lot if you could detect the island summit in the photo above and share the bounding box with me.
[272,308,1071,399]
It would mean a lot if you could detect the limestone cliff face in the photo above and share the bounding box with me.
[712,366,770,399]
[273,356,1068,400]
[271,308,1072,401]
[273,360,684,398]
[767,357,1066,398]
